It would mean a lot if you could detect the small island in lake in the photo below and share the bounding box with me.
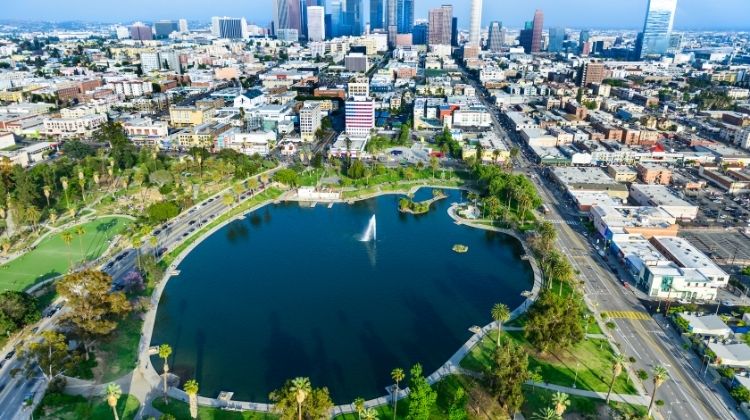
[398,189,448,215]
[452,244,469,253]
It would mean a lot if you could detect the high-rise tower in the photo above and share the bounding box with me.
[469,0,482,46]
[637,0,677,59]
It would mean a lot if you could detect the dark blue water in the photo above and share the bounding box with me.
[150,189,532,403]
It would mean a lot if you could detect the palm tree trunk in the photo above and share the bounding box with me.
[647,389,657,417]
[111,404,120,420]
[163,360,169,403]
[298,402,302,420]
[393,384,399,420]
[606,374,616,403]
[496,322,502,347]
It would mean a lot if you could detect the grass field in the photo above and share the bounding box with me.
[0,216,131,291]
[34,392,140,420]
[460,331,638,395]
[153,398,279,419]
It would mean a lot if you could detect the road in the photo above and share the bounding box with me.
[460,66,739,419]
[0,167,282,419]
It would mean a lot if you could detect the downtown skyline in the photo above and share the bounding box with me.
[2,0,750,31]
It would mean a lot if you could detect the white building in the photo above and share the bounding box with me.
[219,131,275,156]
[707,342,750,368]
[299,102,322,142]
[306,6,325,42]
[43,114,107,138]
[345,97,375,139]
[469,0,483,47]
[452,106,493,128]
[678,314,731,338]
[122,118,169,146]
[110,80,153,98]
[630,184,698,221]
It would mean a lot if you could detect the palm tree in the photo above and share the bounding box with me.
[60,177,70,208]
[491,303,510,347]
[25,206,41,233]
[290,377,311,420]
[532,407,561,420]
[105,383,122,420]
[648,366,669,417]
[183,379,199,419]
[75,225,86,259]
[42,185,51,208]
[61,231,74,269]
[390,367,404,420]
[132,236,142,269]
[354,397,365,420]
[606,354,627,403]
[158,344,173,403]
[552,392,570,416]
[78,170,86,201]
[361,408,378,420]
[49,210,57,224]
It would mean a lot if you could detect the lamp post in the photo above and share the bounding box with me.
[572,362,580,389]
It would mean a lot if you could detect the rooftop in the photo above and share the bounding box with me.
[630,184,695,208]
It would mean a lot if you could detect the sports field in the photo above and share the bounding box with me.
[0,216,131,291]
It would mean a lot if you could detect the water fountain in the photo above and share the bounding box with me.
[360,215,377,242]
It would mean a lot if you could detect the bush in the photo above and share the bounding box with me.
[731,385,750,403]
[637,369,649,380]
[146,201,180,223]
[47,376,67,394]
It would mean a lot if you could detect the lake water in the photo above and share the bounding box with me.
[150,188,533,403]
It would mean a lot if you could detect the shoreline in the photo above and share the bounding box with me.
[136,184,543,415]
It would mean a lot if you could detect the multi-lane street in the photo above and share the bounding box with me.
[460,66,740,419]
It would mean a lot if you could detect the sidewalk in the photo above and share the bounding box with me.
[526,381,650,406]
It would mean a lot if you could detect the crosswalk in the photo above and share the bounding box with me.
[603,310,652,321]
[545,218,579,226]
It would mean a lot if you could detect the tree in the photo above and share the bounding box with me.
[731,385,750,403]
[291,377,311,420]
[347,160,366,179]
[159,344,172,403]
[361,408,378,420]
[273,169,299,187]
[269,378,333,420]
[0,291,40,333]
[491,303,510,347]
[429,156,439,180]
[106,383,122,420]
[75,225,86,258]
[25,206,41,233]
[606,353,627,403]
[147,201,180,223]
[183,379,199,419]
[532,407,561,420]
[648,366,669,417]
[406,364,436,420]
[483,196,501,220]
[60,177,70,208]
[354,397,365,420]
[447,387,468,420]
[525,291,585,354]
[17,330,77,380]
[56,270,131,359]
[391,367,405,420]
[61,230,74,269]
[552,392,570,416]
[222,193,235,207]
[485,342,529,417]
[42,185,51,208]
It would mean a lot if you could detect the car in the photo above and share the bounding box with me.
[4,350,15,360]
[182,232,189,237]
[722,300,733,306]
[105,261,115,269]
[153,230,161,236]
[188,220,196,225]
[201,219,208,224]
[23,392,35,407]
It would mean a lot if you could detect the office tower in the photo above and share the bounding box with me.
[300,102,322,141]
[154,20,179,39]
[519,10,543,53]
[328,0,342,37]
[637,0,677,59]
[469,0,482,46]
[548,27,565,53]
[346,98,375,138]
[129,22,153,41]
[580,29,590,44]
[324,13,333,39]
[370,0,384,30]
[668,32,683,53]
[140,52,160,73]
[578,62,606,86]
[428,5,452,46]
[337,0,362,36]
[274,0,302,34]
[307,6,326,41]
[212,17,245,39]
[412,22,428,45]
[451,17,458,47]
[397,0,414,34]
[487,21,503,52]
[178,19,188,33]
[386,0,397,46]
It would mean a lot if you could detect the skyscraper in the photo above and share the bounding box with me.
[637,0,677,59]
[213,17,245,39]
[519,9,543,53]
[153,20,179,39]
[328,0,342,37]
[451,16,458,47]
[370,0,384,30]
[487,21,503,52]
[178,19,189,33]
[273,0,302,35]
[129,22,153,41]
[548,27,566,53]
[469,0,482,47]
[340,0,363,36]
[397,0,414,34]
[412,22,428,45]
[307,6,326,41]
[428,5,452,46]
[386,0,397,46]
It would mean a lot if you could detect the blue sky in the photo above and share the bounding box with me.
[3,0,749,30]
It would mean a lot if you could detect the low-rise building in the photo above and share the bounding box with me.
[678,314,732,338]
[636,163,672,185]
[629,184,698,221]
[42,113,107,138]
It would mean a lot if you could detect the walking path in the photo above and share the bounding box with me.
[525,381,650,406]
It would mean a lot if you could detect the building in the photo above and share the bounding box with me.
[213,16,246,39]
[412,23,428,45]
[636,163,672,185]
[629,184,698,221]
[451,16,458,47]
[397,0,415,34]
[707,342,750,368]
[273,0,302,34]
[340,0,364,36]
[637,0,677,59]
[111,79,153,97]
[43,114,107,138]
[299,102,322,141]
[345,53,369,72]
[590,205,678,243]
[179,19,189,33]
[468,0,483,47]
[370,0,384,30]
[122,118,169,146]
[578,62,606,88]
[428,5,453,46]
[678,314,731,338]
[548,27,565,53]
[153,20,179,39]
[487,21,503,52]
[607,165,638,183]
[307,6,326,41]
[169,105,214,128]
[386,0,397,46]
[519,9,543,53]
[345,97,375,138]
[129,22,153,41]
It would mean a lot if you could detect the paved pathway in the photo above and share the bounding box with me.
[526,381,650,406]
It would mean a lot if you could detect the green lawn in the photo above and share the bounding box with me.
[0,216,131,291]
[34,392,140,420]
[521,385,646,419]
[96,313,144,382]
[460,331,637,395]
[153,398,279,419]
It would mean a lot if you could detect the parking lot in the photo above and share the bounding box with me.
[679,229,750,267]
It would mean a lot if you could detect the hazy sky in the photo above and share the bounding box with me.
[3,0,749,30]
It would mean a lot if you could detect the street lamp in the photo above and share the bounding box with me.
[572,362,580,389]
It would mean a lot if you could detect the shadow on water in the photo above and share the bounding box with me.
[193,328,206,386]
[226,221,250,243]
[262,312,311,391]
[310,328,346,393]
[249,213,262,227]
[357,321,400,396]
